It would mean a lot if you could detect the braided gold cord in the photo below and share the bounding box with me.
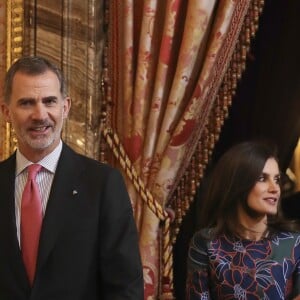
[102,127,174,297]
[161,217,173,298]
[102,127,169,222]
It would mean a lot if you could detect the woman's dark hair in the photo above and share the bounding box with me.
[4,56,67,103]
[199,140,299,238]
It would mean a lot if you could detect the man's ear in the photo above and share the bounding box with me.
[0,102,11,123]
[63,96,71,119]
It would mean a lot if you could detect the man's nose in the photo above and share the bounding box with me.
[32,103,47,119]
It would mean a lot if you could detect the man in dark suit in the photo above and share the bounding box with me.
[0,56,144,299]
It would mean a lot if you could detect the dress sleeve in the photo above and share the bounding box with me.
[293,236,300,298]
[186,231,212,300]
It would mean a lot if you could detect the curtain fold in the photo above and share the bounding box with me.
[106,0,259,298]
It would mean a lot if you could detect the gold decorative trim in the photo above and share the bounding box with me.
[170,0,265,233]
[102,127,169,221]
[5,0,24,157]
[6,0,11,68]
[7,0,24,66]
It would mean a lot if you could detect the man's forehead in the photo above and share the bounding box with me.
[12,71,60,89]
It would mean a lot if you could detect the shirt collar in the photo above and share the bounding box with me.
[16,140,63,176]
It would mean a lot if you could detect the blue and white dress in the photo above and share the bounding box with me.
[186,229,300,299]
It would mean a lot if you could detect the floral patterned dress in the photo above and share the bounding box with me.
[186,230,300,299]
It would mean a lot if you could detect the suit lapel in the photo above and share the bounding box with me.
[0,153,30,290]
[36,144,84,272]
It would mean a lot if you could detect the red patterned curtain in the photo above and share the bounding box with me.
[103,0,263,298]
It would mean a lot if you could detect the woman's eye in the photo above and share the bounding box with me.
[275,176,281,184]
[258,175,265,182]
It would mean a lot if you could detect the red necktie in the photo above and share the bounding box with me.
[21,164,42,285]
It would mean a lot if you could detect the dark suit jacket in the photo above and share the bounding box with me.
[0,143,144,299]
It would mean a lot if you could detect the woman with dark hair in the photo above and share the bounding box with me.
[186,141,300,299]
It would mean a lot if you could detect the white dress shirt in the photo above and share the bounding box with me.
[15,141,63,246]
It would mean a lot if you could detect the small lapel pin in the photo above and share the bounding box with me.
[72,190,78,195]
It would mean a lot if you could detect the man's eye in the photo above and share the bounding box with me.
[44,98,57,106]
[20,100,33,107]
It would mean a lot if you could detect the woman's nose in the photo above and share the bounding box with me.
[268,180,280,193]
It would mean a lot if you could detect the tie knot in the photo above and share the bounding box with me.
[27,164,42,180]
